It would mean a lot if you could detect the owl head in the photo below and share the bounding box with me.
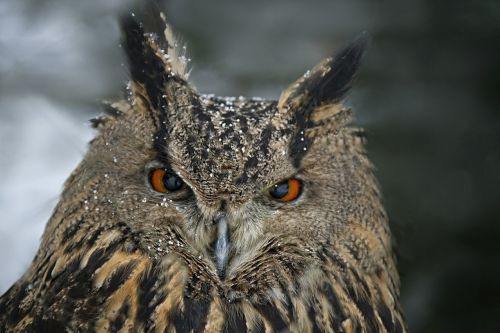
[70,12,393,283]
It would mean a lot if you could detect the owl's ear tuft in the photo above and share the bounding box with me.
[120,10,194,113]
[278,33,369,111]
[120,11,189,83]
[277,34,369,167]
[308,32,368,105]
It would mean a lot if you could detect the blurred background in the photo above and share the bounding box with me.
[1,0,499,331]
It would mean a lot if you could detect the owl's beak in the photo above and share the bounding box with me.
[214,212,230,278]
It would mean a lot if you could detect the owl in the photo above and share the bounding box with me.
[0,10,407,333]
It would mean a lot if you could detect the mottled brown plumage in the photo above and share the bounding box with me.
[0,10,407,333]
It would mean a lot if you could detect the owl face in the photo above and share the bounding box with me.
[83,15,384,280]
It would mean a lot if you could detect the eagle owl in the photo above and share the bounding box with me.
[0,10,407,333]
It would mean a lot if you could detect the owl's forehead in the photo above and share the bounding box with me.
[173,94,279,150]
[199,95,277,134]
[168,95,291,198]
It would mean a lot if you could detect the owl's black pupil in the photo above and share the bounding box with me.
[163,173,183,191]
[270,181,289,199]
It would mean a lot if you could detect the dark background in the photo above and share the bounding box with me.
[0,0,499,332]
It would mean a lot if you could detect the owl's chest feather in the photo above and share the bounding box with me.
[0,234,406,333]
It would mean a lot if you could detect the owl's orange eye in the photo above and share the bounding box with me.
[269,178,302,202]
[149,168,184,193]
